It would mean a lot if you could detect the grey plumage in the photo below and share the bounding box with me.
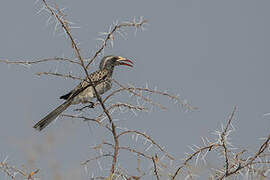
[33,100,72,131]
[33,55,133,131]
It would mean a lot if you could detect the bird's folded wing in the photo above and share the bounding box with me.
[60,69,110,100]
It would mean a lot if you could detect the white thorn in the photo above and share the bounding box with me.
[110,39,114,48]
[195,151,201,166]
[36,5,46,15]
[60,7,67,12]
[202,151,208,165]
[135,133,139,142]
[53,20,60,37]
[99,32,109,36]
[145,144,152,152]
[3,156,9,163]
[187,145,196,152]
[193,144,200,150]
[97,160,103,171]
[70,26,81,29]
[131,109,138,116]
[84,165,88,175]
[263,112,270,116]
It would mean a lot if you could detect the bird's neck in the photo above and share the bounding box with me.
[103,67,114,77]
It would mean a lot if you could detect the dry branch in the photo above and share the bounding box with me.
[0,160,39,180]
[36,71,83,80]
[0,57,79,65]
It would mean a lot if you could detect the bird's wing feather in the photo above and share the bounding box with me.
[33,100,72,131]
[59,69,110,100]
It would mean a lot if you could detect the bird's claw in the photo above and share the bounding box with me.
[74,102,95,111]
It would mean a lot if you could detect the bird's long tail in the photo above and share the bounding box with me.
[33,100,72,131]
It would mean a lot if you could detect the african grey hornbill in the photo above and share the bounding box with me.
[33,55,133,131]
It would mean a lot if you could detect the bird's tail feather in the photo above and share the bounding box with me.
[33,100,72,131]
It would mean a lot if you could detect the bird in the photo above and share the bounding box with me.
[33,55,133,131]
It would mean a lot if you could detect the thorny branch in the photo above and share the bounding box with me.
[171,106,270,180]
[0,160,39,180]
[81,154,113,166]
[0,57,79,65]
[2,1,267,180]
[217,134,270,180]
[60,113,112,132]
[38,1,149,175]
[119,146,152,160]
[34,2,170,177]
[112,79,196,111]
[220,106,237,176]
[35,71,83,81]
[171,143,223,180]
[112,79,167,110]
[80,103,149,124]
[40,0,121,174]
[117,130,174,161]
[152,155,160,180]
[0,1,151,176]
[85,17,147,69]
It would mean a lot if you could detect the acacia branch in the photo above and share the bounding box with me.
[172,107,237,180]
[86,18,147,69]
[221,106,237,175]
[218,134,270,179]
[61,114,112,132]
[35,72,83,80]
[81,154,113,166]
[152,155,160,180]
[41,0,119,173]
[119,146,152,159]
[112,79,167,110]
[0,161,39,180]
[171,143,221,180]
[0,57,79,65]
[117,130,174,161]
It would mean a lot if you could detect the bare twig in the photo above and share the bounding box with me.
[112,79,167,110]
[221,106,237,176]
[171,143,222,180]
[41,0,119,173]
[0,57,79,65]
[152,155,160,180]
[81,154,113,165]
[61,114,112,132]
[117,130,174,160]
[36,71,83,80]
[172,107,237,180]
[86,18,147,69]
[0,160,39,180]
[120,146,152,159]
[112,79,197,111]
[218,134,270,179]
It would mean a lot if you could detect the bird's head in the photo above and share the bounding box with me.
[99,55,133,70]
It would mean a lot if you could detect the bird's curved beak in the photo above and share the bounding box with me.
[116,56,134,67]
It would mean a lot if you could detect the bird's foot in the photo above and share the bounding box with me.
[74,102,95,111]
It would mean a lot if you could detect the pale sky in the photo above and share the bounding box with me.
[0,0,269,179]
